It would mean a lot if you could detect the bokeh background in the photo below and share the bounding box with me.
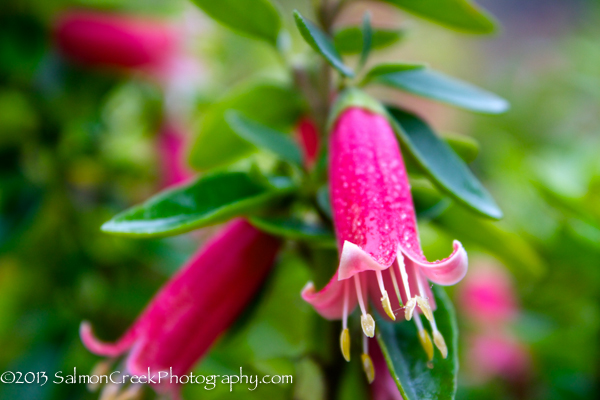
[1,0,599,399]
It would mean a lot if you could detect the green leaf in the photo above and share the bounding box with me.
[373,69,509,114]
[293,10,354,78]
[334,27,406,55]
[190,0,281,45]
[387,107,502,219]
[248,216,335,246]
[443,133,479,164]
[189,81,304,171]
[226,111,303,167]
[316,185,332,219]
[101,172,295,237]
[381,0,496,34]
[358,12,373,69]
[362,63,426,85]
[376,286,458,400]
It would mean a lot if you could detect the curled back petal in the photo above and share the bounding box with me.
[402,240,468,286]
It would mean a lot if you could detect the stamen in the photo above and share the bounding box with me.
[429,314,448,359]
[343,280,349,330]
[115,385,142,400]
[404,297,416,321]
[361,335,375,384]
[340,328,351,362]
[414,314,434,361]
[397,251,417,320]
[354,276,375,337]
[416,277,434,322]
[389,265,404,307]
[416,296,433,322]
[376,271,395,321]
[88,360,112,392]
[99,382,121,400]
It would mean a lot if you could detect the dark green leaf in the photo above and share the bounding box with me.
[387,107,502,219]
[362,63,426,85]
[359,12,373,69]
[101,172,295,237]
[334,27,406,55]
[381,0,496,34]
[376,286,458,400]
[316,185,332,219]
[374,69,509,114]
[226,111,303,167]
[248,216,335,246]
[189,81,304,171]
[293,10,354,77]
[190,0,281,45]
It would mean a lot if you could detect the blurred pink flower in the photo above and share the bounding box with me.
[458,262,518,324]
[295,117,320,168]
[157,122,193,188]
[54,10,178,72]
[302,105,468,382]
[80,219,280,398]
[466,333,531,383]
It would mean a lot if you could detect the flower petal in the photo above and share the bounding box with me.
[402,240,468,285]
[338,240,391,280]
[301,274,357,320]
[80,321,138,357]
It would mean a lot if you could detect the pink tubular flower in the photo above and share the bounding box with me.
[80,219,280,398]
[54,10,178,71]
[296,117,320,168]
[458,261,518,324]
[466,333,531,383]
[301,93,468,382]
[157,122,193,188]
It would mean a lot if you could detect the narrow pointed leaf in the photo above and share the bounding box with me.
[226,111,303,167]
[189,82,303,171]
[334,26,406,55]
[293,10,354,77]
[387,106,502,219]
[248,216,335,246]
[376,286,458,400]
[362,63,426,85]
[101,172,295,237]
[380,0,496,34]
[359,12,373,69]
[190,0,281,45]
[374,69,509,114]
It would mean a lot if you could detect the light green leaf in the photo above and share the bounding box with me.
[101,172,295,237]
[434,205,546,279]
[374,68,509,114]
[381,0,496,34]
[293,10,354,77]
[248,216,335,246]
[359,12,373,69]
[190,0,281,45]
[387,107,502,219]
[361,63,426,85]
[189,81,303,171]
[376,286,458,400]
[334,26,406,55]
[226,111,303,167]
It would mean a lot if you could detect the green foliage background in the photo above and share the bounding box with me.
[1,0,599,399]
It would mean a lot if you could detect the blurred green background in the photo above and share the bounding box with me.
[1,0,599,399]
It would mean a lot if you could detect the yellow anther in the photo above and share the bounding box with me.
[404,297,417,321]
[416,296,433,322]
[360,313,376,337]
[418,329,434,361]
[361,353,375,384]
[433,330,448,359]
[381,291,396,321]
[340,328,351,361]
